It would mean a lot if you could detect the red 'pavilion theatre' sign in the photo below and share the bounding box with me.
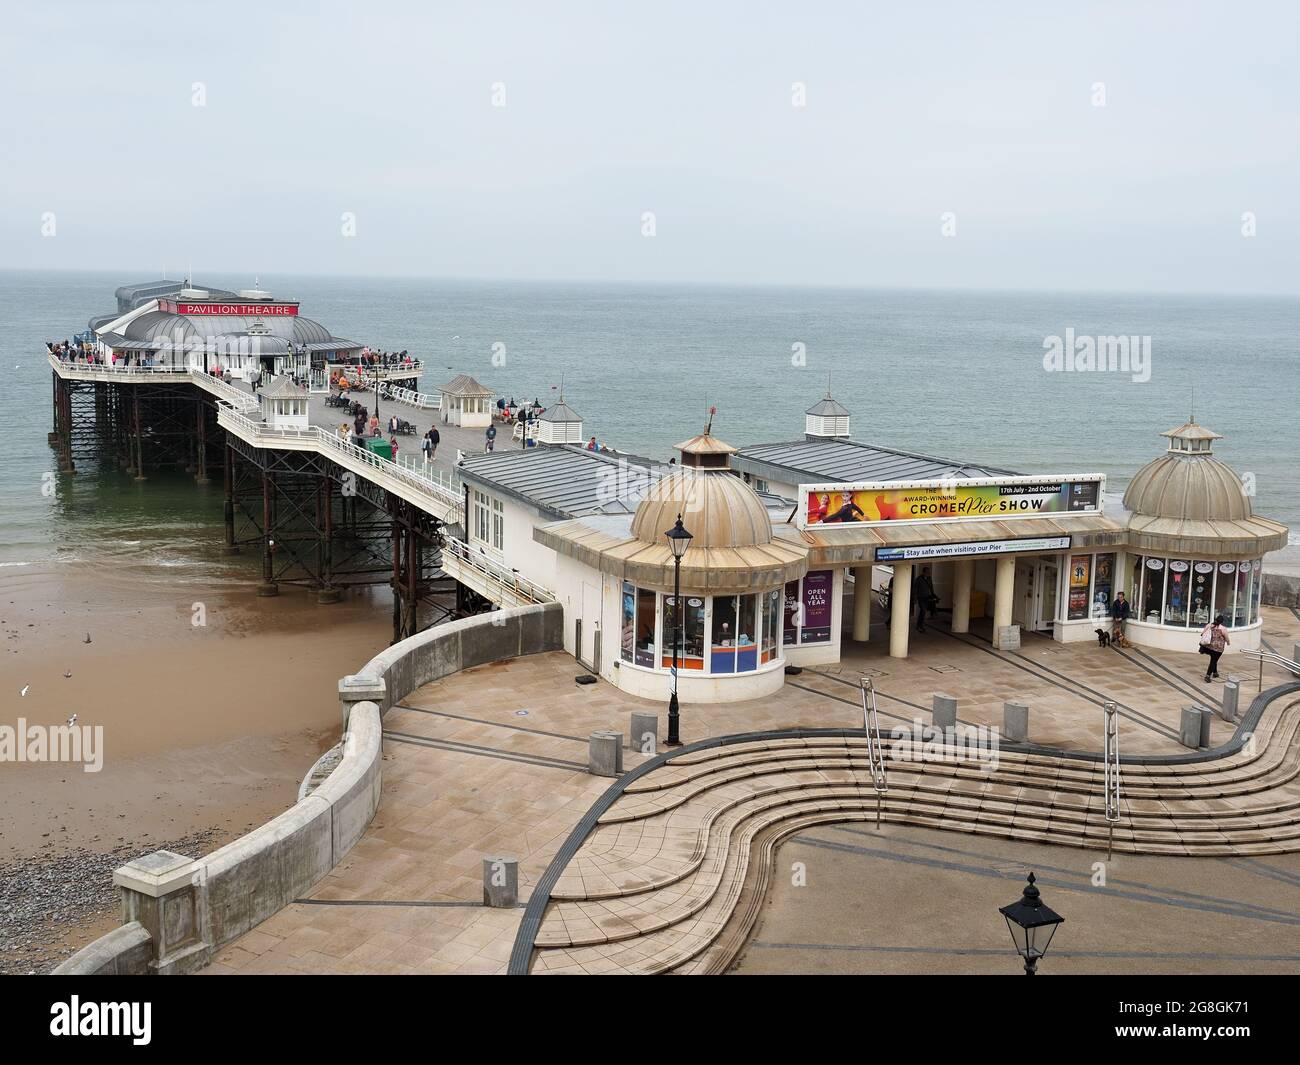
[157,299,299,316]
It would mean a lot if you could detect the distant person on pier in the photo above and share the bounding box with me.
[369,414,381,437]
[485,423,497,452]
[390,435,399,460]
[421,431,434,465]
[427,426,440,460]
[389,414,399,434]
[912,566,937,632]
[587,436,597,451]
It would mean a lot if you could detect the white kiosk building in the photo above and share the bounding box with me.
[259,377,310,430]
[439,374,495,428]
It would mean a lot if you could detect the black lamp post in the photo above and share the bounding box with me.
[664,513,693,746]
[999,872,1065,975]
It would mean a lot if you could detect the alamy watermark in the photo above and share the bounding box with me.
[1042,328,1151,383]
[889,719,1000,773]
[1,718,103,772]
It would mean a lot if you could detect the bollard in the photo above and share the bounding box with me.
[932,693,957,730]
[482,856,518,908]
[1179,707,1202,749]
[1198,706,1214,749]
[1221,680,1240,722]
[994,625,1021,651]
[1003,700,1029,743]
[629,712,658,756]
[588,730,624,777]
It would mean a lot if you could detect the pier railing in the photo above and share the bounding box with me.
[47,353,261,414]
[440,535,556,604]
[381,383,442,410]
[218,408,464,523]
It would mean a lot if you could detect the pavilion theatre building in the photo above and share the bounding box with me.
[83,278,367,381]
[455,395,1287,705]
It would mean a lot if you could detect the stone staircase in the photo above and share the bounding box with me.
[524,692,1300,975]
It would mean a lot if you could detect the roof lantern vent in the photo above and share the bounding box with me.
[805,381,851,439]
[675,407,738,471]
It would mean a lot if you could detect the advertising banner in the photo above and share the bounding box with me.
[800,570,833,643]
[875,536,1070,562]
[801,475,1103,528]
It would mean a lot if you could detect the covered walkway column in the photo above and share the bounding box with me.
[852,565,872,642]
[951,558,973,633]
[993,556,1015,631]
[889,562,912,658]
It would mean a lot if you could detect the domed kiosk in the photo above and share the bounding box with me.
[537,428,807,702]
[1117,420,1288,650]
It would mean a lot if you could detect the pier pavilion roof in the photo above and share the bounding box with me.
[459,444,666,519]
[89,280,363,354]
[733,436,1017,487]
[1120,420,1288,557]
[534,461,808,593]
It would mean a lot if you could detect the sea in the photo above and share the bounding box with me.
[2,269,1297,581]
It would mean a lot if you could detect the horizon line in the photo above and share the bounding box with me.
[3,265,1299,301]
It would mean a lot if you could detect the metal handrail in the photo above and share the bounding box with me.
[190,373,261,413]
[1102,700,1122,859]
[48,352,187,376]
[1241,647,1300,677]
[441,536,555,603]
[218,409,463,519]
[858,676,888,828]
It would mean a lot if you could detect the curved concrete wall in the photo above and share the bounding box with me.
[52,922,152,975]
[355,602,563,715]
[196,701,383,952]
[54,602,562,975]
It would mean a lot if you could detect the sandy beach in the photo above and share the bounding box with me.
[0,563,393,972]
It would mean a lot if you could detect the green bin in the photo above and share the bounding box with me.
[365,437,393,461]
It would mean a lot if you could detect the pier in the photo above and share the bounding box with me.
[47,352,551,643]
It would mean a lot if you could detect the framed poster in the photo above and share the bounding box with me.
[801,570,833,643]
[1067,555,1091,620]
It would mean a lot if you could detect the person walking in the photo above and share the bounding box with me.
[428,426,440,460]
[485,423,497,452]
[912,566,936,632]
[1199,614,1230,682]
[421,430,433,466]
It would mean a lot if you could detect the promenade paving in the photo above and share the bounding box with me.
[731,821,1300,975]
[201,605,1300,975]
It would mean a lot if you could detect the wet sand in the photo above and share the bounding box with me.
[0,564,393,972]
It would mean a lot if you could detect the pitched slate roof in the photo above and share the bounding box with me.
[458,445,664,518]
[441,374,493,397]
[733,437,1018,485]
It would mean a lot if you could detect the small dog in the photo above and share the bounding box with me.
[1094,628,1111,648]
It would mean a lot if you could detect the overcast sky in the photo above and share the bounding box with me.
[3,1,1297,292]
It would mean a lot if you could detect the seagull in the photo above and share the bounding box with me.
[20,685,29,697]
[63,671,72,678]
[83,633,92,644]
[66,714,76,727]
